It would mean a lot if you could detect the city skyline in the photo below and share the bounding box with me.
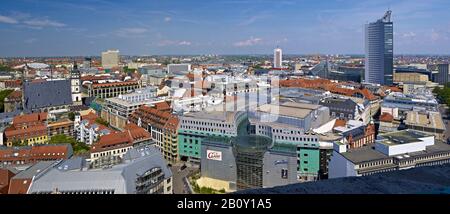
[0,0,449,57]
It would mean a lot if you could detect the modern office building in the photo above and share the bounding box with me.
[199,135,297,192]
[27,146,173,194]
[139,67,171,86]
[167,64,191,74]
[248,102,332,181]
[365,10,394,85]
[83,57,92,69]
[101,50,120,69]
[329,130,450,178]
[394,66,433,80]
[178,111,248,162]
[436,63,449,85]
[101,87,162,130]
[404,110,445,140]
[273,48,283,69]
[381,91,439,118]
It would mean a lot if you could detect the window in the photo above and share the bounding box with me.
[281,169,288,179]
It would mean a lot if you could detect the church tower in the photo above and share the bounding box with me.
[71,62,82,105]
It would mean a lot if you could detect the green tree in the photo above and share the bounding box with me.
[49,134,90,155]
[0,89,14,113]
[0,64,12,71]
[11,139,25,147]
[95,117,109,127]
[68,112,75,121]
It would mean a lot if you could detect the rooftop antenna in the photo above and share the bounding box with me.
[382,9,392,22]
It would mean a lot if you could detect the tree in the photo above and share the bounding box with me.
[0,89,14,113]
[68,112,75,121]
[95,117,109,127]
[0,64,12,71]
[11,139,25,147]
[49,134,90,155]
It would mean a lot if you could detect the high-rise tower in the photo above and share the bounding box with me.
[365,10,394,85]
[274,48,283,69]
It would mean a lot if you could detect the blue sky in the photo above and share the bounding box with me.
[0,0,449,56]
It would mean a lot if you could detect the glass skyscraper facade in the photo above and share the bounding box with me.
[365,10,394,85]
[436,63,449,85]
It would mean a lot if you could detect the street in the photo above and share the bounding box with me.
[170,163,199,194]
[438,104,450,143]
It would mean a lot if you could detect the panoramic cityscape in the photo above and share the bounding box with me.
[0,0,450,196]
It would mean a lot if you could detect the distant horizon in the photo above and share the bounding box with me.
[1,0,449,56]
[2,53,450,59]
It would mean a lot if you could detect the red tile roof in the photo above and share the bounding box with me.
[13,112,47,126]
[124,123,151,141]
[4,124,47,140]
[0,144,71,164]
[380,113,394,122]
[82,112,98,121]
[155,101,171,111]
[91,125,151,153]
[8,178,31,194]
[129,104,179,132]
[92,81,139,88]
[5,90,22,101]
[333,119,347,128]
[0,168,15,194]
[280,78,378,101]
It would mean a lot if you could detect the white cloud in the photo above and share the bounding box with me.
[234,37,263,47]
[24,38,37,44]
[401,32,416,38]
[178,41,191,46]
[164,17,172,22]
[23,18,66,28]
[115,28,148,37]
[158,40,192,46]
[238,15,266,26]
[276,38,289,44]
[431,29,440,41]
[0,15,18,24]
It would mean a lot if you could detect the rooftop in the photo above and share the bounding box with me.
[258,102,320,119]
[405,111,445,130]
[28,146,171,194]
[183,111,239,122]
[23,80,73,111]
[237,164,450,194]
[378,130,431,145]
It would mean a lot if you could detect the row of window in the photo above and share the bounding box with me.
[275,135,318,142]
[92,147,131,158]
[331,112,353,120]
[181,150,199,156]
[270,128,305,135]
[182,120,233,129]
[180,126,230,134]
